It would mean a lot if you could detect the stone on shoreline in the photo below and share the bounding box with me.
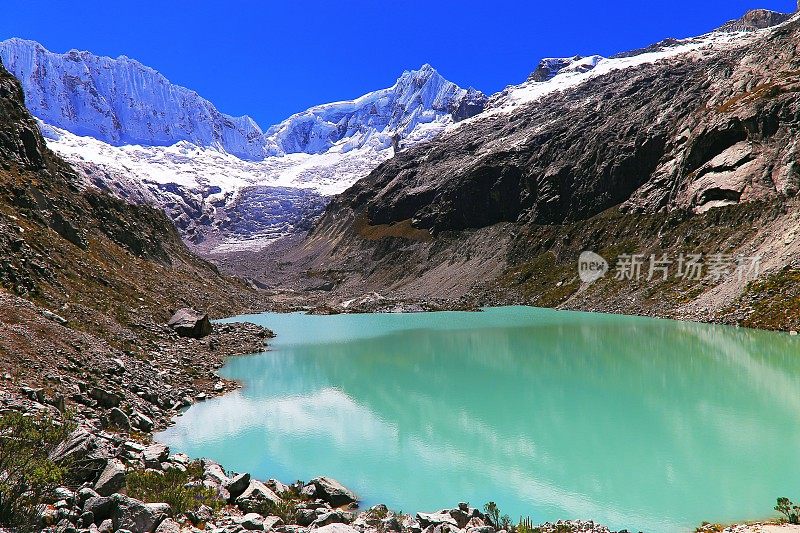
[168,308,213,339]
[236,479,283,513]
[310,476,358,507]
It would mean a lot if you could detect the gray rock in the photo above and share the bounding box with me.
[236,513,266,530]
[109,407,130,430]
[262,516,285,531]
[225,472,251,500]
[50,426,110,482]
[130,411,154,432]
[266,478,290,496]
[168,308,212,338]
[121,440,146,458]
[310,477,358,507]
[466,527,494,533]
[83,495,115,523]
[300,483,317,499]
[203,461,230,486]
[111,495,170,533]
[416,512,458,528]
[312,510,350,527]
[142,443,169,468]
[77,487,100,508]
[154,518,181,533]
[312,525,360,533]
[55,517,77,533]
[97,518,114,533]
[94,458,126,496]
[54,486,76,505]
[187,504,214,525]
[77,511,95,528]
[89,387,122,408]
[296,508,317,526]
[235,479,282,513]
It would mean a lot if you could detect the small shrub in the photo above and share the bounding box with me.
[517,516,536,533]
[776,497,800,524]
[484,502,501,528]
[252,497,298,523]
[126,461,222,516]
[0,411,73,532]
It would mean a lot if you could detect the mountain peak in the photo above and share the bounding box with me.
[264,64,486,156]
[0,38,267,160]
[717,8,793,32]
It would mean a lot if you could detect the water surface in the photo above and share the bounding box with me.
[157,307,800,532]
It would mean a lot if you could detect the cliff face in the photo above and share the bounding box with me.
[263,12,800,330]
[0,58,259,338]
[331,19,800,233]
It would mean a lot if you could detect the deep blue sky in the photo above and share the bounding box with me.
[1,0,795,127]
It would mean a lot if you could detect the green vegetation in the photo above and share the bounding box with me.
[483,502,512,531]
[735,267,800,331]
[125,460,222,516]
[254,497,298,524]
[0,411,73,531]
[516,516,536,533]
[776,497,800,524]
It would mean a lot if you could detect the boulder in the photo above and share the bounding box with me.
[235,480,283,513]
[313,525,360,533]
[168,308,212,338]
[130,411,154,432]
[262,516,285,531]
[310,477,358,507]
[155,518,181,533]
[89,387,122,408]
[94,459,126,496]
[77,487,100,509]
[187,504,214,525]
[312,510,350,527]
[236,513,266,530]
[111,495,170,533]
[416,512,458,528]
[225,472,251,500]
[83,495,115,523]
[50,427,110,482]
[295,508,317,526]
[266,478,290,496]
[203,461,230,486]
[108,407,131,430]
[142,443,169,468]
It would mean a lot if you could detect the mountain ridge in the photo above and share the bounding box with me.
[0,39,487,252]
[244,7,800,332]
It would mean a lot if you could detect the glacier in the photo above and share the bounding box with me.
[0,38,487,253]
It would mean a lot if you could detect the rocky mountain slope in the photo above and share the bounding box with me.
[258,9,800,331]
[0,56,270,432]
[0,39,486,253]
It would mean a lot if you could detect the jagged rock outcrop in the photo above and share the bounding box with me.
[718,9,792,32]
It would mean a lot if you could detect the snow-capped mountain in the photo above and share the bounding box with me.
[263,64,486,156]
[0,38,487,253]
[0,38,267,161]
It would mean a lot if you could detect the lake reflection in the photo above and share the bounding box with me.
[158,307,800,533]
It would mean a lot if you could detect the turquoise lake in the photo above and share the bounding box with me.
[156,307,800,532]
